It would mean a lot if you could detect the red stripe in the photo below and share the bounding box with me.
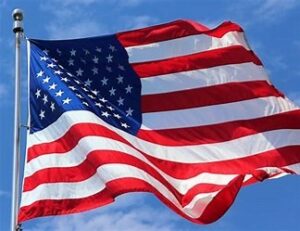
[117,20,242,47]
[142,146,300,178]
[19,176,246,224]
[27,110,300,162]
[141,81,283,113]
[26,124,300,181]
[19,177,242,224]
[24,149,229,209]
[133,46,262,78]
[18,178,201,223]
[25,143,300,190]
[138,110,300,145]
[27,123,128,162]
[198,174,244,224]
[24,151,182,203]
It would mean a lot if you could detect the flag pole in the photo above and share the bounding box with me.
[11,8,24,231]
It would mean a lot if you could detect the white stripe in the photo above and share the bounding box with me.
[126,31,249,63]
[21,163,221,218]
[183,191,218,218]
[141,63,268,95]
[142,96,297,130]
[25,135,239,193]
[26,113,300,164]
[285,163,300,174]
[28,99,297,147]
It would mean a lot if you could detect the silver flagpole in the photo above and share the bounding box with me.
[11,8,24,231]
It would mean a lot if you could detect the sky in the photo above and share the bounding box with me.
[0,0,300,230]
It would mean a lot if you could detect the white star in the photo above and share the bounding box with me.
[84,79,92,87]
[40,56,48,61]
[35,89,41,98]
[70,49,76,56]
[101,111,110,117]
[56,49,62,55]
[118,64,125,71]
[126,107,133,116]
[121,122,130,129]
[109,44,116,52]
[82,87,89,92]
[47,63,56,68]
[95,102,103,108]
[63,97,72,104]
[92,89,99,95]
[125,85,133,93]
[92,67,98,75]
[88,94,96,99]
[117,75,124,84]
[76,93,83,99]
[55,90,64,97]
[61,77,69,82]
[74,79,81,84]
[49,83,57,90]
[68,59,74,66]
[95,47,102,53]
[43,49,49,55]
[52,58,58,63]
[39,110,45,119]
[92,56,99,64]
[117,97,124,106]
[36,70,44,78]
[42,94,48,104]
[69,86,77,91]
[106,54,113,63]
[100,97,107,103]
[76,68,83,76]
[43,76,51,84]
[82,101,89,106]
[50,102,55,111]
[83,49,90,55]
[109,87,116,96]
[55,70,63,75]
[107,106,114,111]
[106,66,112,72]
[101,77,108,86]
[113,113,121,119]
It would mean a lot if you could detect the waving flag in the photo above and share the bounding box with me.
[19,20,300,224]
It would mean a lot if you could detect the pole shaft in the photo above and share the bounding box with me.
[11,9,23,231]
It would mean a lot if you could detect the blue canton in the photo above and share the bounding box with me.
[29,35,142,135]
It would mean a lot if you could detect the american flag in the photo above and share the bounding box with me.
[19,20,300,224]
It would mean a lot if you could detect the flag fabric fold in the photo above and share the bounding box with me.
[19,19,300,224]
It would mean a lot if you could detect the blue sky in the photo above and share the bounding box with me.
[1,0,300,230]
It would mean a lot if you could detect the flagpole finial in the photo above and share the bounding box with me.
[12,8,24,33]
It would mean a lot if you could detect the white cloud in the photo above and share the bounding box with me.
[42,0,158,38]
[0,84,9,99]
[40,2,110,39]
[254,0,299,22]
[228,0,299,25]
[294,40,300,49]
[25,194,181,231]
[54,0,146,7]
[0,190,9,198]
[199,19,223,29]
[287,91,300,106]
[52,0,99,6]
[121,15,159,30]
[48,21,109,39]
[269,55,288,70]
